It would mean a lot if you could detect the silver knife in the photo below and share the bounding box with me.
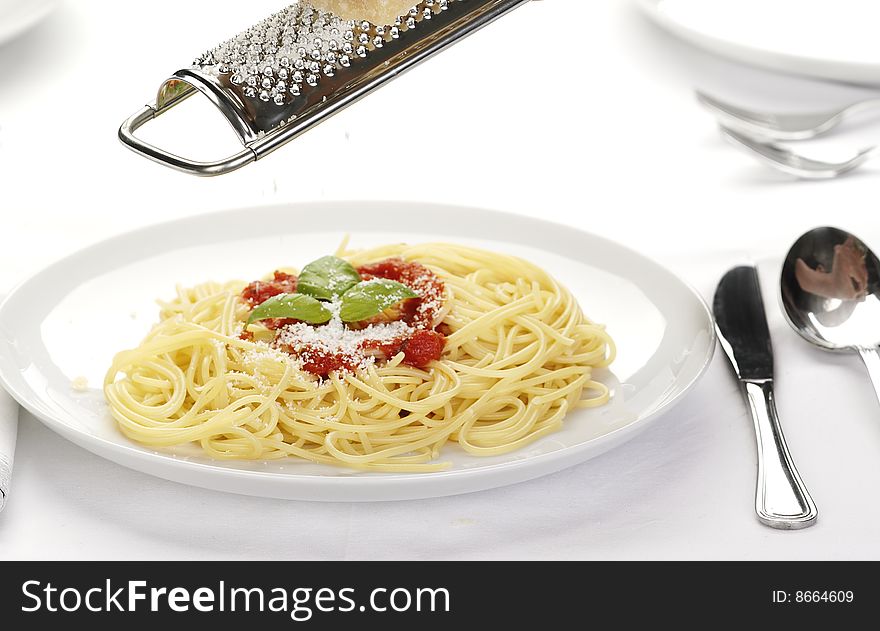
[714,266,817,529]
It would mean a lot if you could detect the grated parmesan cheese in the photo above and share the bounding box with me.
[276,299,414,371]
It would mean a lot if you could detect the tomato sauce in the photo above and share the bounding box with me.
[357,259,444,328]
[241,260,446,375]
[400,330,446,368]
[241,271,298,307]
[298,347,345,375]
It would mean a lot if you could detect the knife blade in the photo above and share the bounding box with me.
[714,266,774,381]
[713,266,817,529]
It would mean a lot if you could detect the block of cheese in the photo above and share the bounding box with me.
[309,0,417,26]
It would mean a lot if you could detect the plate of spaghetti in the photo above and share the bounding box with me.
[0,202,714,501]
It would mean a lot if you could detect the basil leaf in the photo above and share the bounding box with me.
[297,256,362,301]
[247,293,332,325]
[339,280,418,323]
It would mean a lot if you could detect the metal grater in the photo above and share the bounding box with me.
[119,0,535,176]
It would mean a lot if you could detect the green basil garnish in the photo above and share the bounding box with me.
[296,256,362,301]
[339,279,417,323]
[247,293,332,325]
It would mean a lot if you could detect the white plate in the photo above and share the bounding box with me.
[0,202,714,501]
[639,0,880,85]
[0,0,57,47]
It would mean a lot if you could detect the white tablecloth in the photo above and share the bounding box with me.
[1,0,880,560]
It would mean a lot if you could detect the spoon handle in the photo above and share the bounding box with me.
[858,347,880,405]
[743,381,818,529]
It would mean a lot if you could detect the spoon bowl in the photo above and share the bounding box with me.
[781,226,880,401]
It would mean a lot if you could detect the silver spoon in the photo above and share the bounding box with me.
[781,227,880,402]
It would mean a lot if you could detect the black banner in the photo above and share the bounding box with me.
[0,562,875,627]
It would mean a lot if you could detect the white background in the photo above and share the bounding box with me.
[1,0,880,559]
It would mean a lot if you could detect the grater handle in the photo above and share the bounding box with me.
[119,105,256,177]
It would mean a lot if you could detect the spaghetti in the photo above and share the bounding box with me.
[104,242,615,471]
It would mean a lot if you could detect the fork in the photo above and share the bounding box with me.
[697,91,880,141]
[719,126,878,179]
[697,91,880,178]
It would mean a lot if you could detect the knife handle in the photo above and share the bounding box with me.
[742,381,817,529]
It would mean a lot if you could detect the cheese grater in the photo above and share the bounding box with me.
[119,0,536,176]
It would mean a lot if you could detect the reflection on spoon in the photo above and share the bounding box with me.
[794,235,869,301]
